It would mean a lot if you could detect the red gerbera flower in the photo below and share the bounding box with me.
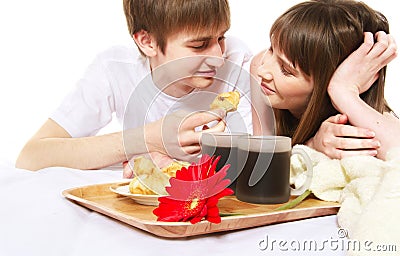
[153,154,234,224]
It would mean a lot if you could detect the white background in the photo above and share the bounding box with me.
[0,0,398,163]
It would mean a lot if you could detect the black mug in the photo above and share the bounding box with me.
[236,136,313,204]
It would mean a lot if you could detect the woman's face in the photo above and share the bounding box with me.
[254,45,314,118]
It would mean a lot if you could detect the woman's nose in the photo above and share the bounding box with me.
[257,63,273,80]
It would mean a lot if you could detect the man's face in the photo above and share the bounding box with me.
[150,27,228,97]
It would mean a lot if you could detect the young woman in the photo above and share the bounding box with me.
[251,0,397,159]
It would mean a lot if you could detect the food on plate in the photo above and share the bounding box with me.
[210,90,240,113]
[129,176,156,195]
[161,160,190,177]
[129,157,189,195]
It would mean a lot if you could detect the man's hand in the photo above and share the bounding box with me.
[144,109,226,162]
[123,151,174,179]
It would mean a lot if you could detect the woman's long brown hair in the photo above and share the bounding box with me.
[270,0,391,145]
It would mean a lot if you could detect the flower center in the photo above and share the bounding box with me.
[189,198,199,210]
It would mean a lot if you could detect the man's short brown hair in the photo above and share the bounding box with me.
[123,0,230,54]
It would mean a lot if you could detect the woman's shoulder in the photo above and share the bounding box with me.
[250,50,266,72]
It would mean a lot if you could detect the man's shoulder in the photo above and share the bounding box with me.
[95,45,146,65]
[225,35,249,47]
[224,35,253,62]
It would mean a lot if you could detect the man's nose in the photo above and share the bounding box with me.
[204,41,225,67]
[204,56,224,68]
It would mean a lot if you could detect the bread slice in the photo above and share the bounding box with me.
[129,157,189,195]
[210,91,240,113]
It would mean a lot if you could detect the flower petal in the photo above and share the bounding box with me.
[152,154,233,224]
[206,205,220,217]
[206,215,221,224]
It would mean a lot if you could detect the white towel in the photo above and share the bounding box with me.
[290,145,400,255]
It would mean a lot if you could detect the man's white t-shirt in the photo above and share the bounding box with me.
[50,36,253,138]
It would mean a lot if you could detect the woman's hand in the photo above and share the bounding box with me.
[328,31,397,111]
[307,114,381,159]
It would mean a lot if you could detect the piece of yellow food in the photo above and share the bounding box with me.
[129,175,156,195]
[129,158,190,195]
[210,90,240,113]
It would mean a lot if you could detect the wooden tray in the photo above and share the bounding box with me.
[62,181,339,238]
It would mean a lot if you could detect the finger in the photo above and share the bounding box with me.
[324,114,342,124]
[123,165,134,178]
[183,110,223,128]
[325,113,348,124]
[337,114,349,124]
[389,34,398,54]
[189,120,226,148]
[336,137,380,150]
[172,144,201,159]
[333,124,376,138]
[358,32,375,55]
[374,31,389,47]
[369,32,397,64]
[189,120,226,146]
[181,145,202,155]
[367,31,389,57]
[201,119,226,134]
[322,114,348,126]
[379,34,398,65]
[334,149,378,159]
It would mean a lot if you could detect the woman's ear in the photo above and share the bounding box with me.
[133,30,158,57]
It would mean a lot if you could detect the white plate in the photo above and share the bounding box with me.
[110,183,161,206]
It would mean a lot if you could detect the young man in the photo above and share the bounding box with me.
[16,0,253,173]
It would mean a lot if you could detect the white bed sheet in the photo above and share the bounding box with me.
[0,158,344,256]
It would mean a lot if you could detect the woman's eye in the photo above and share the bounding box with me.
[280,65,292,76]
[218,36,226,42]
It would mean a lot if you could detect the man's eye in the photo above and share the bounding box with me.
[191,44,206,49]
[218,36,226,41]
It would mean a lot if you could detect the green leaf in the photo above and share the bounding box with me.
[219,212,245,217]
